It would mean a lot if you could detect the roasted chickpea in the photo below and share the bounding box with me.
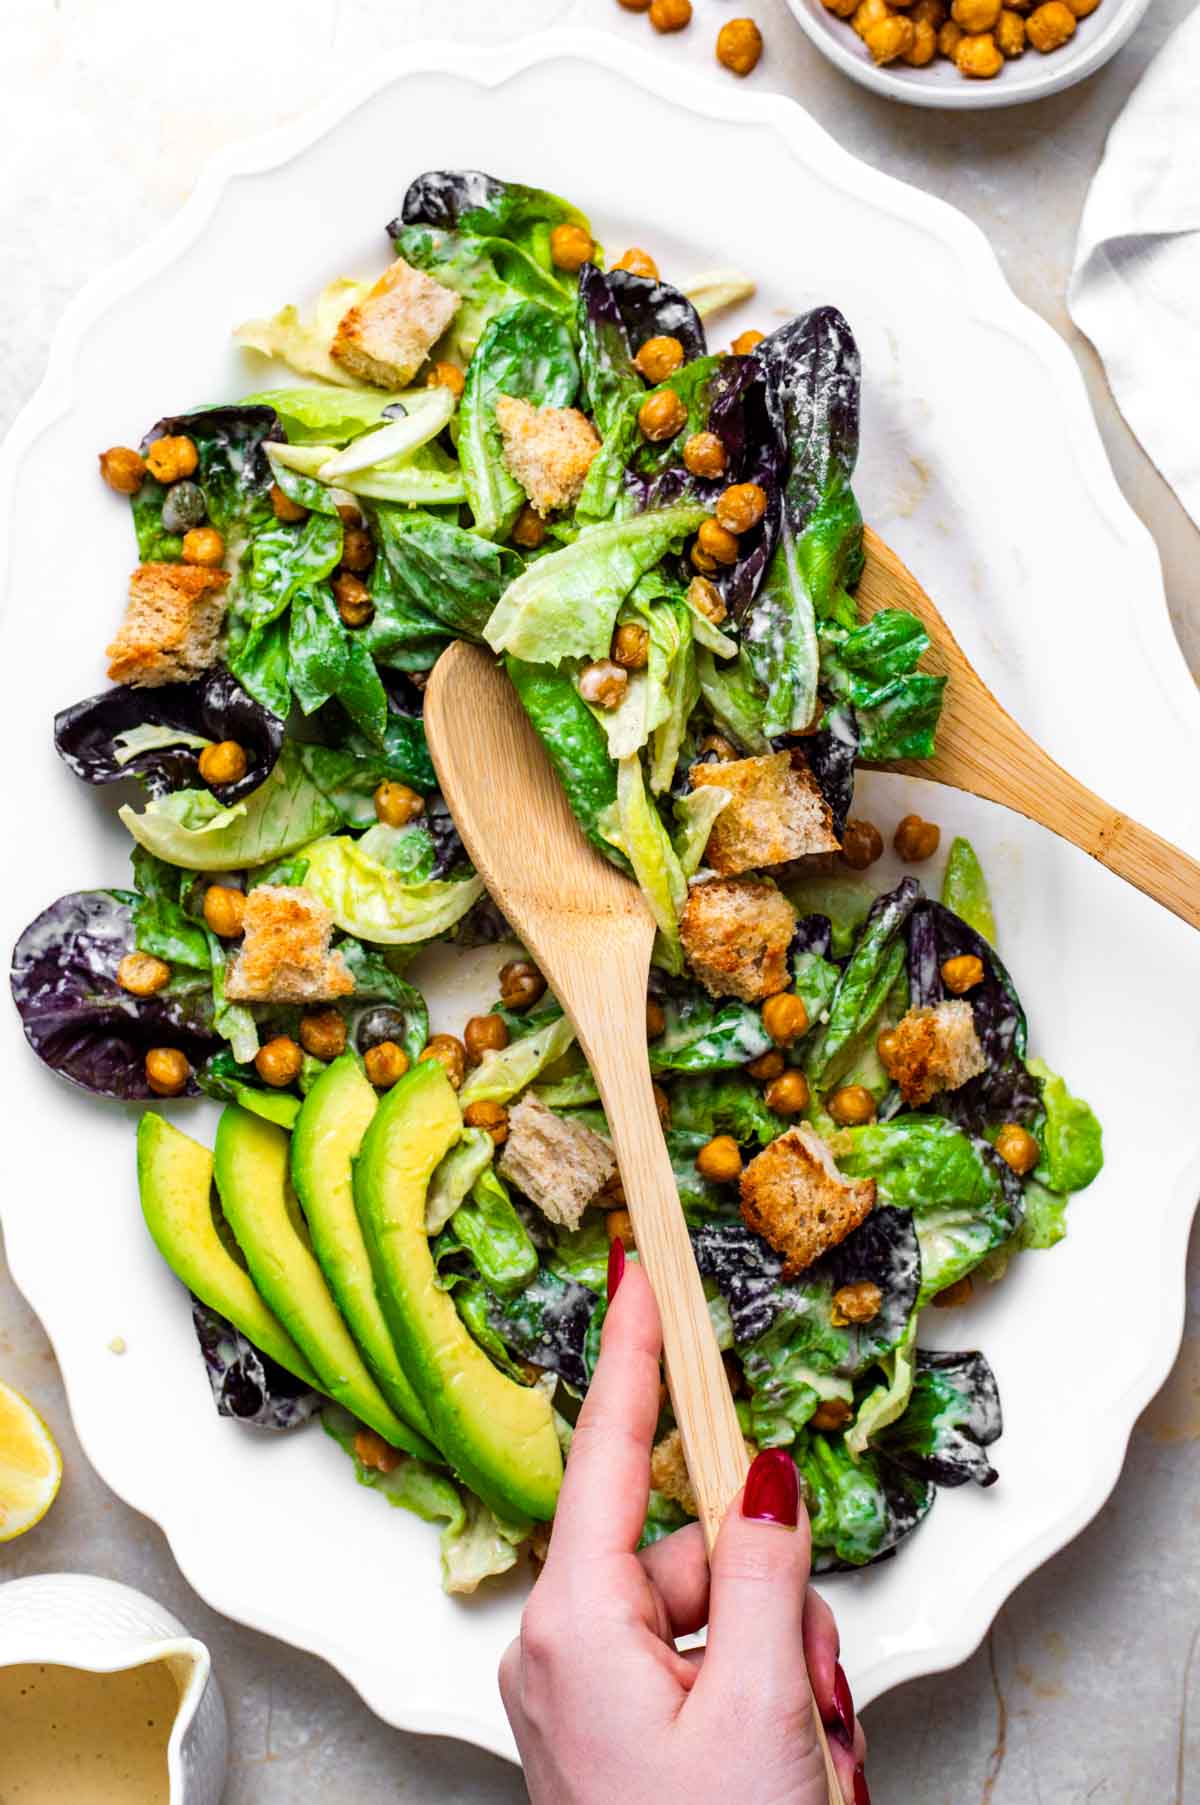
[418,1034,467,1090]
[617,0,652,9]
[613,247,659,278]
[606,1207,636,1250]
[955,28,1004,69]
[840,818,884,870]
[198,740,248,788]
[464,1013,510,1064]
[650,0,693,28]
[203,884,245,939]
[463,1099,509,1146]
[499,959,547,1012]
[938,18,965,51]
[373,781,424,828]
[600,1169,627,1209]
[762,991,809,1046]
[696,1134,743,1183]
[340,526,376,574]
[686,575,728,625]
[912,0,947,25]
[942,954,985,995]
[828,1084,876,1126]
[893,813,941,862]
[716,17,764,74]
[634,336,685,384]
[1063,0,1098,15]
[612,622,651,671]
[730,329,765,355]
[683,432,728,480]
[810,1398,853,1433]
[933,1276,974,1308]
[864,13,915,57]
[99,446,147,494]
[299,1009,347,1061]
[512,505,546,550]
[354,1429,400,1474]
[697,518,740,566]
[579,659,629,710]
[690,543,719,575]
[852,0,892,34]
[831,1281,883,1326]
[698,732,738,761]
[270,482,308,523]
[646,998,667,1040]
[904,17,939,58]
[952,0,1001,29]
[765,1070,811,1116]
[715,483,768,536]
[1026,0,1075,43]
[181,526,225,567]
[653,1083,671,1130]
[332,570,374,628]
[145,435,198,484]
[822,0,860,17]
[364,1040,409,1088]
[426,360,465,398]
[994,6,1027,47]
[747,1048,785,1082]
[145,1047,190,1096]
[117,951,171,997]
[995,1122,1040,1174]
[256,1036,303,1088]
[549,223,595,272]
[638,389,688,443]
[876,1026,901,1071]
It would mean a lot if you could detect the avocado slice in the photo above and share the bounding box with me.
[213,1105,434,1459]
[291,1053,438,1450]
[137,1113,317,1389]
[354,1059,563,1523]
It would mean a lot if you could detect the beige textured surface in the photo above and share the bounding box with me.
[2,4,1198,1801]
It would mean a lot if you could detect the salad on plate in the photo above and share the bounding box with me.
[8,168,1102,1593]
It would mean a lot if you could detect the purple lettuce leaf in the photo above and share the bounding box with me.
[191,1297,321,1430]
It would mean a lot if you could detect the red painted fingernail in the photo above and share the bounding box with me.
[606,1236,625,1303]
[831,1662,854,1745]
[853,1763,870,1805]
[741,1448,799,1526]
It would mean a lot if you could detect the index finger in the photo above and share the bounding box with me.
[541,1255,663,1577]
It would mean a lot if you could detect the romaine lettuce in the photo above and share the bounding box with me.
[300,833,483,945]
[119,742,343,871]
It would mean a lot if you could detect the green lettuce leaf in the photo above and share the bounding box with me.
[459,1014,577,1106]
[459,302,580,540]
[300,834,483,945]
[1028,1057,1103,1193]
[119,741,342,871]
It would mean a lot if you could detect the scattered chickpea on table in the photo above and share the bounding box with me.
[825,0,1095,79]
[615,0,765,75]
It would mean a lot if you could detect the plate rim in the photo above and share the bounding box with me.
[2,28,1197,1764]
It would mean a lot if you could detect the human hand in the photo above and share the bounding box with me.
[499,1248,870,1804]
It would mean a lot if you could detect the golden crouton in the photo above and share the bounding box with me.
[494,395,601,516]
[498,1093,617,1231]
[679,877,796,1003]
[330,257,461,389]
[105,562,231,687]
[740,1124,876,1276]
[650,1427,758,1519]
[880,1000,987,1107]
[690,752,840,876]
[225,886,354,1005]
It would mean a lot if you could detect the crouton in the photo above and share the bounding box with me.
[740,1124,876,1276]
[330,257,461,389]
[650,1427,758,1519]
[224,886,354,1005]
[494,395,601,516]
[879,1000,987,1107]
[105,562,231,687]
[689,752,839,876]
[679,877,796,1003]
[498,1093,616,1231]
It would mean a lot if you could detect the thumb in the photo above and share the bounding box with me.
[691,1449,820,1737]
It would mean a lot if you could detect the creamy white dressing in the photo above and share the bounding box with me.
[0,1660,178,1803]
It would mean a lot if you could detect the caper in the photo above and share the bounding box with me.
[161,481,207,534]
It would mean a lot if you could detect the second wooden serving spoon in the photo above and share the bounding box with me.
[425,640,845,1802]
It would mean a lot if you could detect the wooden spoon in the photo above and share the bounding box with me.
[857,527,1200,928]
[425,641,845,1804]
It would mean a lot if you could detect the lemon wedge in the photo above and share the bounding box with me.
[0,1378,62,1540]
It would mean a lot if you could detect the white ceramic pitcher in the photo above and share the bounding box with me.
[0,1572,228,1804]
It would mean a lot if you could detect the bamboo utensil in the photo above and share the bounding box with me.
[857,527,1200,929]
[425,642,844,1803]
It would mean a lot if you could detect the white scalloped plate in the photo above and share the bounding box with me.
[2,33,1199,1764]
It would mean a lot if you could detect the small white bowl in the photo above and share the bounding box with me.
[784,0,1153,106]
